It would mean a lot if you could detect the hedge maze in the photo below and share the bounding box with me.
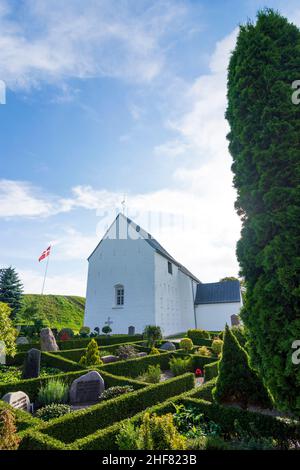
[1,334,299,450]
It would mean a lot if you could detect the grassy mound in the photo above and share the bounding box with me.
[17,294,85,332]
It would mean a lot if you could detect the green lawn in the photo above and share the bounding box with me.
[17,294,85,332]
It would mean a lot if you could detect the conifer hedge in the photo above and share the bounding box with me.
[226,9,300,415]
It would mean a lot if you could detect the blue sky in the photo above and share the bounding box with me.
[1,0,299,295]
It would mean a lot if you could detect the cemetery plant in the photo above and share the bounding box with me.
[0,267,23,319]
[102,325,112,336]
[37,378,69,406]
[169,357,192,376]
[211,339,223,356]
[99,386,134,401]
[197,346,212,357]
[116,412,187,450]
[149,347,160,355]
[79,326,90,338]
[35,404,72,422]
[143,325,162,348]
[0,408,20,450]
[0,302,17,357]
[138,364,161,384]
[79,338,103,366]
[213,325,272,409]
[226,8,300,415]
[179,338,194,351]
[116,344,138,360]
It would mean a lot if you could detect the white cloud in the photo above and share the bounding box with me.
[0,0,187,89]
[154,139,191,157]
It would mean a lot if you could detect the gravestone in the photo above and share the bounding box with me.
[136,352,147,357]
[22,348,41,379]
[128,326,135,335]
[70,371,104,406]
[40,327,59,352]
[101,355,119,364]
[16,336,29,345]
[160,341,176,351]
[1,391,30,412]
[231,314,240,327]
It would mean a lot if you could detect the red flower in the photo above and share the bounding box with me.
[195,368,202,377]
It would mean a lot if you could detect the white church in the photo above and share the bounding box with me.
[84,213,242,336]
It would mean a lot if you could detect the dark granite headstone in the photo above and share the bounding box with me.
[128,326,135,335]
[231,314,240,327]
[70,371,104,405]
[22,348,41,379]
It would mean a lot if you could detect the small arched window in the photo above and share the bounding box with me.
[115,284,124,306]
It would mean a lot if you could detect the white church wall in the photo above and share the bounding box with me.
[85,236,155,334]
[178,271,197,333]
[154,253,196,336]
[195,301,242,331]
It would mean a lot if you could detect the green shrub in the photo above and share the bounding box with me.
[138,365,161,384]
[143,325,162,348]
[187,329,210,343]
[79,326,90,338]
[204,361,219,381]
[169,357,192,376]
[79,339,103,366]
[213,325,272,409]
[116,412,187,450]
[99,386,134,401]
[149,347,160,355]
[36,404,71,422]
[188,435,231,450]
[231,326,247,348]
[197,346,211,357]
[211,339,223,356]
[102,326,112,336]
[57,328,74,340]
[179,338,193,351]
[116,344,138,360]
[37,378,69,406]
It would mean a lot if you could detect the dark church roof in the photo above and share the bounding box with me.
[195,280,241,304]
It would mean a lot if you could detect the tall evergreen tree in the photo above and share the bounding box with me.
[226,9,300,415]
[0,267,23,319]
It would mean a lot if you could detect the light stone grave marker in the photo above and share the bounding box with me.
[1,391,30,412]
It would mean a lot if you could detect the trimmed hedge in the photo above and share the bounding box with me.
[180,397,300,447]
[0,400,40,434]
[17,334,143,352]
[0,368,144,403]
[187,329,211,345]
[99,351,177,377]
[31,373,195,444]
[188,378,217,402]
[204,360,219,381]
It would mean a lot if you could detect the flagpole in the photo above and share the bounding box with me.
[41,251,50,295]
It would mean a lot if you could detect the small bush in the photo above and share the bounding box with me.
[58,328,74,341]
[169,357,192,376]
[36,404,71,422]
[102,325,112,336]
[179,338,193,351]
[116,344,138,360]
[187,329,210,343]
[149,347,160,355]
[197,346,212,357]
[138,364,161,383]
[37,378,69,406]
[116,412,187,450]
[211,339,223,356]
[79,339,103,366]
[188,435,231,450]
[0,409,20,450]
[79,326,90,338]
[99,386,134,401]
[143,325,162,348]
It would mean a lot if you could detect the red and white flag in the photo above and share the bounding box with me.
[38,246,51,262]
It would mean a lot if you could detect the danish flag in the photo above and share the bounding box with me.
[38,246,51,262]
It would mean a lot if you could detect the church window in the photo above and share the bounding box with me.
[168,261,173,274]
[115,284,124,306]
